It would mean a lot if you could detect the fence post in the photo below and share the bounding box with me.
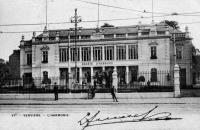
[112,67,118,92]
[174,64,181,97]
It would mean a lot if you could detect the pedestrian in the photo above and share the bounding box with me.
[92,80,97,99]
[53,82,58,101]
[111,86,118,102]
[147,80,150,87]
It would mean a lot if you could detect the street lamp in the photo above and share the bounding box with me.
[70,8,82,83]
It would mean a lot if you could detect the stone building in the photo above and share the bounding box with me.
[19,22,193,89]
[9,50,20,79]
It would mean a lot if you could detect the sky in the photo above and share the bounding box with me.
[0,0,200,61]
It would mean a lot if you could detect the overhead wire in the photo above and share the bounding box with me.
[1,16,200,34]
[75,0,169,15]
[1,0,200,33]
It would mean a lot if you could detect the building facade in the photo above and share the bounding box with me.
[9,50,20,79]
[19,23,193,89]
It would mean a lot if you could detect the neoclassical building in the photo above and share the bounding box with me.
[19,22,193,89]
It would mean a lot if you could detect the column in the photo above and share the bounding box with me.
[102,46,105,61]
[91,67,94,85]
[174,64,181,97]
[79,67,82,85]
[126,66,129,84]
[114,45,117,60]
[112,66,118,91]
[126,45,128,60]
[91,46,93,61]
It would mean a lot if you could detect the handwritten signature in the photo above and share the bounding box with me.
[78,106,182,130]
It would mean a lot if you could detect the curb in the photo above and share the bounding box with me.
[0,102,190,105]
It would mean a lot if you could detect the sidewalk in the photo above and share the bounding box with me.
[0,97,200,105]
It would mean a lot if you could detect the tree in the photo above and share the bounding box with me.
[160,20,180,29]
[0,60,11,86]
[101,23,114,28]
[0,58,5,64]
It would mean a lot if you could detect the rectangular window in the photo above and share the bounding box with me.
[59,48,69,62]
[27,53,32,65]
[93,46,102,61]
[23,73,32,84]
[70,35,79,39]
[42,51,48,63]
[81,35,91,39]
[104,46,114,60]
[60,36,68,40]
[117,45,126,60]
[116,34,126,38]
[104,34,114,39]
[157,31,165,35]
[128,45,138,59]
[176,46,182,59]
[82,47,91,61]
[150,46,157,59]
[141,32,149,36]
[151,68,157,82]
[71,47,80,61]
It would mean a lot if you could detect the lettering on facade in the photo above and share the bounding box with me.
[82,62,93,66]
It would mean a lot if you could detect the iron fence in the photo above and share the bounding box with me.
[0,70,174,93]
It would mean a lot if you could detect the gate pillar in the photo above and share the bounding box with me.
[174,64,181,97]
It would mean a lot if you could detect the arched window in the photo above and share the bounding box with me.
[151,68,157,82]
[43,71,48,80]
[40,45,49,63]
[42,71,51,84]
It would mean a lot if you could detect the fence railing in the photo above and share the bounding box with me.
[0,71,174,93]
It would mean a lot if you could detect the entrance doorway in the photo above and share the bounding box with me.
[59,68,68,89]
[180,68,186,88]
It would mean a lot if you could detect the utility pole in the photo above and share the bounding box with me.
[173,27,176,65]
[68,33,71,92]
[97,0,100,29]
[70,9,82,83]
[46,0,47,27]
[152,0,154,23]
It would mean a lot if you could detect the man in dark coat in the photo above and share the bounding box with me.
[54,82,58,100]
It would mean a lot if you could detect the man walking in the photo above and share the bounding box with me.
[110,86,118,102]
[54,82,58,100]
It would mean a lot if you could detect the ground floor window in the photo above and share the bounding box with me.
[151,68,157,82]
[23,73,32,84]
